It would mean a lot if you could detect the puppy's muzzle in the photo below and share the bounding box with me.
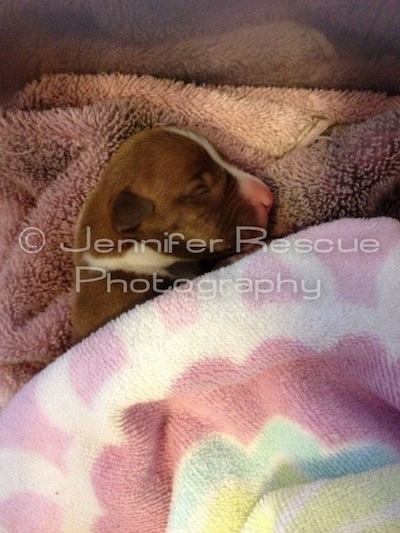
[237,173,274,228]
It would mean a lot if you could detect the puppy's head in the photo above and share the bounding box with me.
[80,127,274,268]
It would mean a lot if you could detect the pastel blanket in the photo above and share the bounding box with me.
[1,73,400,407]
[0,217,400,531]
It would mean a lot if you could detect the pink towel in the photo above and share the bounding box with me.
[1,73,400,407]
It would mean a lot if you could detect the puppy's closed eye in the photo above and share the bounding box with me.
[181,172,215,201]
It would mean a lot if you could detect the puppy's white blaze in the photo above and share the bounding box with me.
[164,126,274,227]
[164,126,246,177]
[83,245,181,276]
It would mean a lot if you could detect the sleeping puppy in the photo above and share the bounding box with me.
[71,127,274,343]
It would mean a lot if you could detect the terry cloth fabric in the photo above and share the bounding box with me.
[0,73,400,406]
[0,217,399,531]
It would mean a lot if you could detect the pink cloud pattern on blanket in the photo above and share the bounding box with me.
[0,493,62,532]
[0,218,400,531]
[303,219,398,306]
[68,324,128,407]
[0,381,73,471]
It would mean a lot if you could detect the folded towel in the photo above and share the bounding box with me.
[2,8,400,100]
[0,217,399,531]
[1,73,400,407]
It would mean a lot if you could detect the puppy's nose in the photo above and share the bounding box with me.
[238,173,274,228]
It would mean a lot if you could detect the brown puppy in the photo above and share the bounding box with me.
[71,127,274,343]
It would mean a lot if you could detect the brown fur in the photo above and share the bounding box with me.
[71,128,273,343]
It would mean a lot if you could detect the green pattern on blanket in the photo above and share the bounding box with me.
[169,418,399,532]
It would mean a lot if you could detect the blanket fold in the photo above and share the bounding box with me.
[1,72,400,404]
[0,217,399,531]
[1,72,400,531]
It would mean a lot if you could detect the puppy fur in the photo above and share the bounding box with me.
[71,127,274,343]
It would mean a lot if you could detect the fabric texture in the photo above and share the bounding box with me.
[1,73,400,407]
[2,2,400,100]
[0,217,399,531]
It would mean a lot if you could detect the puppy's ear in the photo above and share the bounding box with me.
[112,189,155,232]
